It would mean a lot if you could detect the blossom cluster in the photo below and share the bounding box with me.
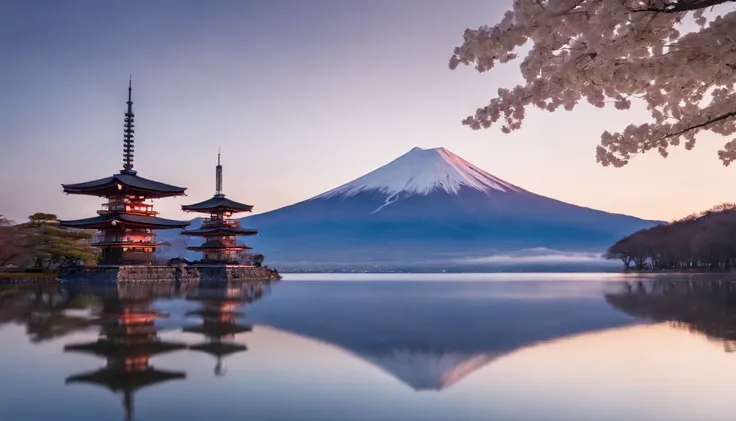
[450,0,736,166]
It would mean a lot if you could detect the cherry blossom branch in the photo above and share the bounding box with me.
[666,110,736,139]
[449,0,736,167]
[628,0,735,13]
[627,109,736,158]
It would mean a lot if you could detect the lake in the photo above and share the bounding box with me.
[1,273,735,421]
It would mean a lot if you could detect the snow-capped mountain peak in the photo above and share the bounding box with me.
[314,147,523,199]
[363,350,503,391]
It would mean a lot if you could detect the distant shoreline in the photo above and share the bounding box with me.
[3,268,734,284]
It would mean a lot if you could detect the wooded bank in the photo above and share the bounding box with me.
[605,203,736,271]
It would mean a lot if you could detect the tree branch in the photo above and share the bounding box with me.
[665,110,736,139]
[624,110,736,160]
[629,0,735,13]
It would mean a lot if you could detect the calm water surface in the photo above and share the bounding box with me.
[1,273,735,421]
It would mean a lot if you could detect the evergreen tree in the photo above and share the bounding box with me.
[20,213,98,270]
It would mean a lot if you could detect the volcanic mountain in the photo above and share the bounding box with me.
[162,147,660,269]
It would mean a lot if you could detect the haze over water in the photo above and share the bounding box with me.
[2,273,735,421]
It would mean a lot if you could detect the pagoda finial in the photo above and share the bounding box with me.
[122,76,135,173]
[215,148,223,195]
[123,390,134,421]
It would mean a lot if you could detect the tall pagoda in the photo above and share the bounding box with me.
[59,81,190,266]
[181,152,258,264]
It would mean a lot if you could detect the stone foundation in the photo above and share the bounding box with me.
[60,265,281,284]
[196,265,282,282]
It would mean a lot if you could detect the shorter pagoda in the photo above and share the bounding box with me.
[181,152,258,264]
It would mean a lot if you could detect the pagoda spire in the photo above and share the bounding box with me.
[122,76,135,173]
[123,391,133,421]
[215,148,223,196]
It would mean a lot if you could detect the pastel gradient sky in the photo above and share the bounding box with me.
[1,0,733,222]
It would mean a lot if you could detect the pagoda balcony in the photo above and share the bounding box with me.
[100,312,162,322]
[199,240,238,248]
[95,235,155,243]
[98,203,158,216]
[94,232,153,241]
[101,325,158,337]
[98,248,157,265]
[93,238,162,247]
[201,218,239,227]
[97,209,158,217]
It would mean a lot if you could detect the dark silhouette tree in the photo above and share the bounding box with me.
[251,254,265,267]
[605,203,736,271]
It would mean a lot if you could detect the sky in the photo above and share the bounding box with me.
[1,0,733,223]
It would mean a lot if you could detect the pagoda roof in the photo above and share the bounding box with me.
[189,341,247,357]
[62,171,186,198]
[182,226,258,236]
[184,323,253,337]
[66,367,186,392]
[64,339,187,359]
[182,194,253,213]
[59,213,190,230]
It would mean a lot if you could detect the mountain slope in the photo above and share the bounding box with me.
[240,147,659,269]
[160,147,661,269]
[316,147,523,199]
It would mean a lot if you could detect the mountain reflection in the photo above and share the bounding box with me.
[241,281,634,390]
[606,278,736,351]
[7,277,736,421]
[0,280,642,394]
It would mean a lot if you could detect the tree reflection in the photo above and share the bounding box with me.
[0,283,95,342]
[606,278,736,350]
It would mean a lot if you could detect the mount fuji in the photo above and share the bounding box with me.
[162,147,660,270]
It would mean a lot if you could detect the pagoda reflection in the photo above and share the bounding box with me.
[184,281,267,376]
[64,283,188,421]
[606,278,736,351]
